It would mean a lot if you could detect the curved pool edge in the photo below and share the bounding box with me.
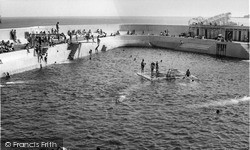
[0,35,249,78]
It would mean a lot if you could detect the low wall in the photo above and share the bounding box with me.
[119,24,189,36]
[0,44,71,78]
[117,35,249,59]
[0,24,120,43]
[0,37,121,78]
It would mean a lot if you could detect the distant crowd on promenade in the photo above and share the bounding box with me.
[0,21,122,54]
[125,28,249,43]
[0,40,15,53]
[0,29,19,53]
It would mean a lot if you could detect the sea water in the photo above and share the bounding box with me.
[1,47,249,149]
[0,16,248,29]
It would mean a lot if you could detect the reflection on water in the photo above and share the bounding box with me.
[1,47,249,149]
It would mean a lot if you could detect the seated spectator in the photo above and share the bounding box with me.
[9,43,14,51]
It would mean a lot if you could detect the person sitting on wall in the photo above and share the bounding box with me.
[5,72,10,79]
[9,43,14,51]
[116,31,120,35]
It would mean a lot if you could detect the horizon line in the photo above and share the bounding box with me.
[1,15,247,18]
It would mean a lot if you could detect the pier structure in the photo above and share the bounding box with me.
[189,25,249,42]
[188,12,249,42]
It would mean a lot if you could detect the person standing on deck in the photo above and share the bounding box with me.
[141,59,146,73]
[56,22,60,33]
[97,35,100,45]
[95,35,101,53]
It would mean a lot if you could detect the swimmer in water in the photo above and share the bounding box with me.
[89,49,92,60]
[216,110,220,114]
[186,69,190,77]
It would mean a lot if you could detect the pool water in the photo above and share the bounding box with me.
[1,47,249,149]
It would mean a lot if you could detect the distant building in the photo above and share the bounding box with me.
[243,14,250,18]
[188,13,249,42]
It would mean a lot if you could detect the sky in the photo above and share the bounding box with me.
[0,0,249,17]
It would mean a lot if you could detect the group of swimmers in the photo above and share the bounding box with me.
[141,59,191,78]
[141,59,159,77]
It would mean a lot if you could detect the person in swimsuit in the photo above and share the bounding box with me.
[151,62,155,77]
[186,69,190,77]
[141,59,146,73]
[89,49,92,60]
[155,61,159,77]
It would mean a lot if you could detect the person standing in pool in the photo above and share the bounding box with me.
[89,49,92,60]
[155,61,159,77]
[151,62,155,77]
[141,59,146,73]
[186,69,190,77]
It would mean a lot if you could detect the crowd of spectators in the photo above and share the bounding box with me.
[0,21,118,55]
[127,30,136,35]
[160,30,169,36]
[26,30,67,49]
[0,40,15,53]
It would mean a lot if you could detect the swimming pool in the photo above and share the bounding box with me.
[1,47,249,149]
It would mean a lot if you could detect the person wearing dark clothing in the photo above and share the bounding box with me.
[89,49,92,60]
[56,22,59,33]
[5,72,10,79]
[13,30,17,41]
[38,36,42,45]
[44,53,48,63]
[186,69,190,77]
[151,62,155,77]
[25,43,30,53]
[155,61,159,77]
[141,59,146,73]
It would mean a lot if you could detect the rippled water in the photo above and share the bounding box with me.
[1,47,249,150]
